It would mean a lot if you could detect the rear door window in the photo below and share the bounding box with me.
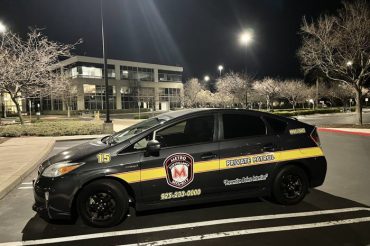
[264,116,287,134]
[222,114,266,139]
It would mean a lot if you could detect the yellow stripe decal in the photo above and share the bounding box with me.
[111,147,324,184]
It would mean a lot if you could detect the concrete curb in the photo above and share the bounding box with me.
[0,138,55,200]
[52,135,107,142]
[318,128,370,137]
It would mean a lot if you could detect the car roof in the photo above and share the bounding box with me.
[157,108,273,120]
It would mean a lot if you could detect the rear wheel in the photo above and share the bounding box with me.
[77,179,129,227]
[272,165,308,205]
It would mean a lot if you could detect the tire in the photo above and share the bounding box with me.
[272,165,309,205]
[77,179,129,227]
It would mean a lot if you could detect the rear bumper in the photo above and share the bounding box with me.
[306,156,327,188]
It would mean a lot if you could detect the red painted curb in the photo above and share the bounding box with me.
[318,128,370,137]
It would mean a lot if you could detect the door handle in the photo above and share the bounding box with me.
[201,153,217,160]
[262,144,276,152]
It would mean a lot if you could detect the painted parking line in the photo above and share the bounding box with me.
[117,216,370,246]
[0,207,369,246]
[17,186,33,190]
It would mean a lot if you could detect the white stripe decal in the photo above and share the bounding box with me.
[21,182,33,185]
[0,207,368,246]
[118,216,370,246]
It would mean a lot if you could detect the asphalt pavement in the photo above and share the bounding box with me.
[0,135,369,246]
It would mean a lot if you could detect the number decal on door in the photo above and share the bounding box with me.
[97,153,111,164]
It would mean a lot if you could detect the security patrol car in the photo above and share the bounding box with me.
[33,109,327,227]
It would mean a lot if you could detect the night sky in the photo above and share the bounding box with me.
[0,0,343,82]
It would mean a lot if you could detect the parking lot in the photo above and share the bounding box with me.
[0,132,369,246]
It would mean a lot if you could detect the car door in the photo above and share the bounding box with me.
[139,114,220,203]
[218,113,279,193]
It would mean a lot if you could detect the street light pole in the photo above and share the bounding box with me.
[100,0,111,124]
[0,22,7,120]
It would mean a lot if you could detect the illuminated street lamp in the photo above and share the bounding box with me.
[239,29,254,46]
[204,75,210,82]
[346,60,353,67]
[0,21,6,33]
[218,65,224,76]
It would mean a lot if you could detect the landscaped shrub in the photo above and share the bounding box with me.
[0,120,103,137]
[272,108,343,117]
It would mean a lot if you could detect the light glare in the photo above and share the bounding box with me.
[239,30,254,45]
[0,22,7,33]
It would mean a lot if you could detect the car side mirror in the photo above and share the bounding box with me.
[146,140,160,156]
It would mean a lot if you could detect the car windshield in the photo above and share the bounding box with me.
[105,117,167,144]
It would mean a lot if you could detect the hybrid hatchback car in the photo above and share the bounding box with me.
[33,109,327,227]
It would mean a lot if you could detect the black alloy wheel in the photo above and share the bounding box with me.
[272,165,308,205]
[86,192,117,222]
[77,179,129,227]
[280,174,303,200]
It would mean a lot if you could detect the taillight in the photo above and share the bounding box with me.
[310,127,321,146]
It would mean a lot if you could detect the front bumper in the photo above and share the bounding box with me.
[32,174,78,220]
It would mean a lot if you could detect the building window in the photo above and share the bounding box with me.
[120,66,154,81]
[158,70,182,82]
[42,96,53,111]
[138,67,154,81]
[159,88,181,109]
[120,66,137,80]
[84,84,116,111]
[121,87,155,109]
[65,62,115,79]
[53,98,64,111]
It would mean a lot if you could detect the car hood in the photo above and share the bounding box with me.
[40,138,109,171]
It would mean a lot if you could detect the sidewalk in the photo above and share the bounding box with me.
[0,137,55,199]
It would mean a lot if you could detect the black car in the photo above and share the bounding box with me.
[33,109,327,227]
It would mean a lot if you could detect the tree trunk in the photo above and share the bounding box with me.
[67,106,71,118]
[355,87,362,125]
[11,96,24,124]
[245,92,248,109]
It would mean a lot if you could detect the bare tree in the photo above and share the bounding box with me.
[0,29,79,124]
[216,72,253,108]
[279,80,309,110]
[327,81,369,110]
[252,77,281,110]
[298,1,370,124]
[49,72,77,117]
[196,89,213,107]
[184,78,202,108]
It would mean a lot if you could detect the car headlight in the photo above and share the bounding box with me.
[42,162,85,177]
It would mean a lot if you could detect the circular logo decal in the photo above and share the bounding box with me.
[164,153,194,189]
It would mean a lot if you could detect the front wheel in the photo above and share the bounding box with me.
[272,165,308,205]
[77,179,129,227]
